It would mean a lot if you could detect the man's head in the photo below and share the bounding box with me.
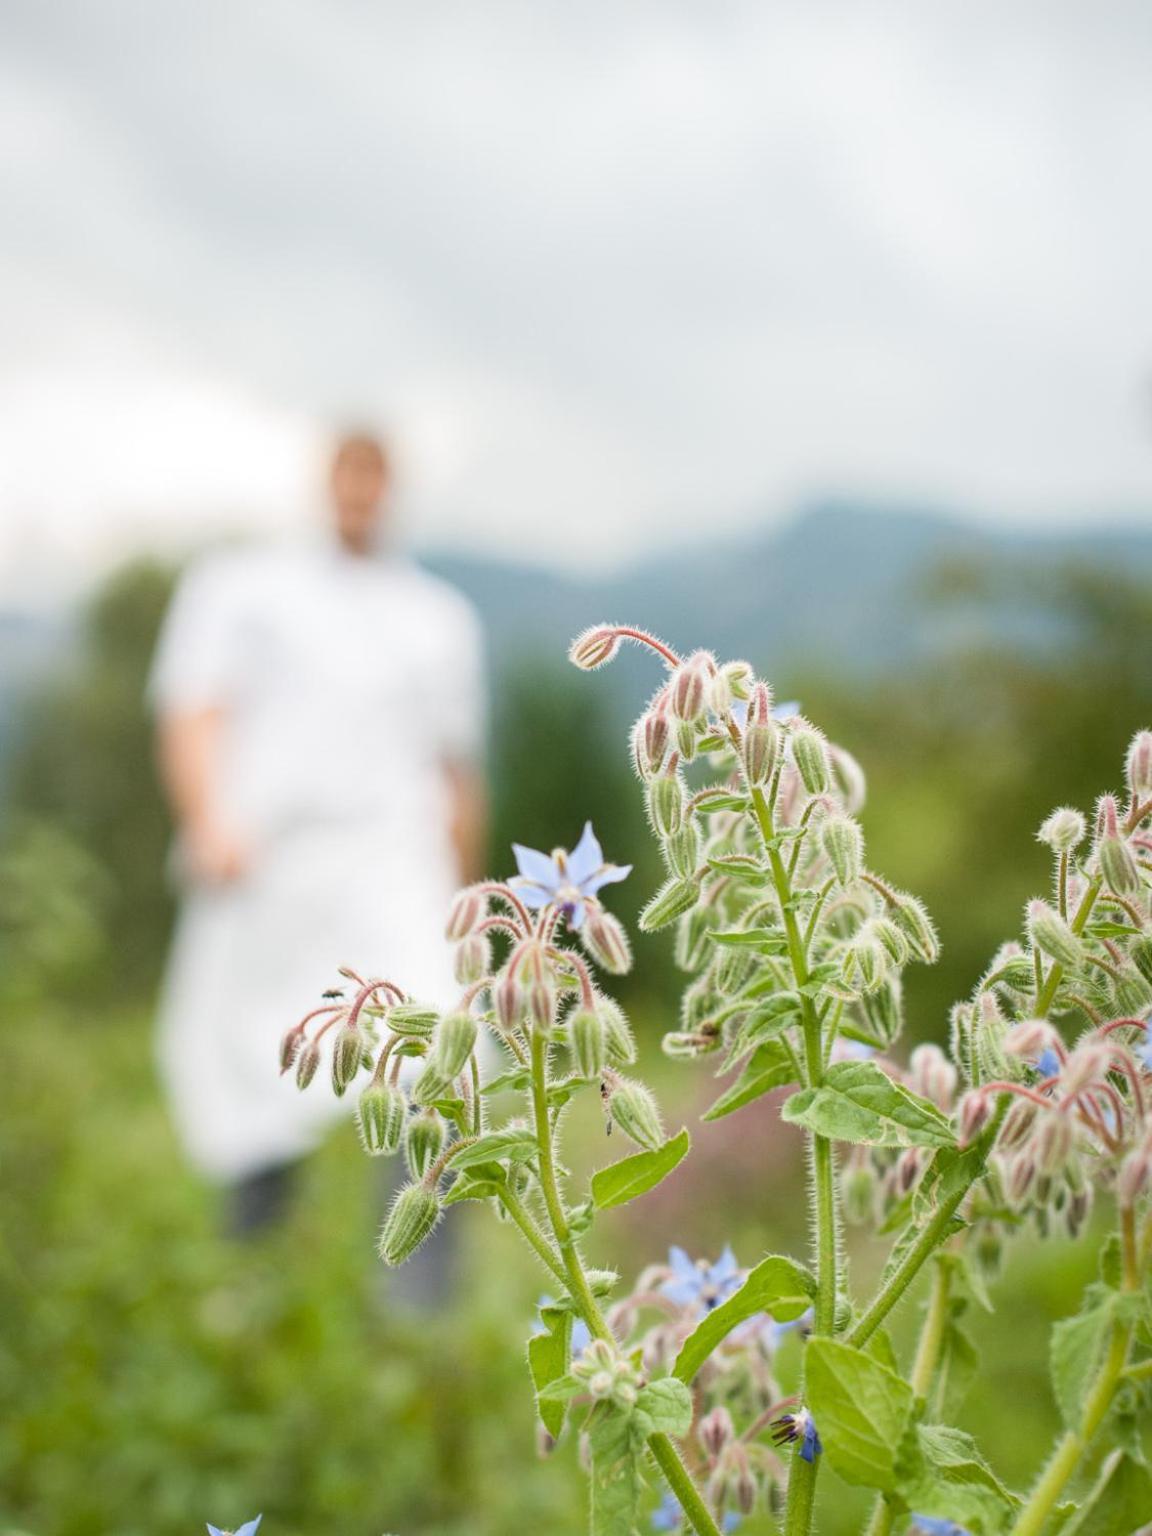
[328,430,392,553]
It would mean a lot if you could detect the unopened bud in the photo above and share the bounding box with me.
[279,1027,303,1074]
[386,1003,440,1038]
[453,932,491,985]
[635,699,671,776]
[1060,1041,1110,1095]
[1027,901,1082,970]
[295,1040,321,1090]
[1099,835,1141,896]
[445,886,484,940]
[957,1090,990,1146]
[669,651,712,722]
[663,823,701,880]
[582,906,633,975]
[698,1405,735,1459]
[493,969,523,1032]
[662,1030,717,1059]
[434,1011,478,1080]
[860,975,903,1045]
[909,1043,956,1110]
[1000,1098,1037,1150]
[791,724,830,795]
[1038,807,1086,853]
[1130,935,1152,987]
[377,1181,442,1266]
[1034,1111,1074,1175]
[605,1074,664,1150]
[569,1007,607,1078]
[357,1082,406,1156]
[840,1161,876,1225]
[742,720,779,786]
[404,1108,447,1178]
[639,877,700,933]
[1065,1180,1092,1238]
[675,718,700,760]
[599,997,637,1065]
[819,814,863,887]
[647,774,685,839]
[1117,1146,1152,1206]
[1126,730,1152,799]
[721,660,755,704]
[1005,1152,1037,1206]
[891,894,940,964]
[569,624,622,671]
[1004,1018,1058,1059]
[332,1024,365,1095]
[842,932,887,994]
[528,978,556,1037]
[411,1063,450,1107]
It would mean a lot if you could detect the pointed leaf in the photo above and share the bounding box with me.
[704,1040,795,1120]
[591,1128,690,1210]
[528,1306,572,1440]
[447,1128,539,1169]
[674,1255,815,1383]
[782,1060,955,1148]
[804,1337,915,1491]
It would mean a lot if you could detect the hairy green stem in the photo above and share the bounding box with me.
[910,1253,952,1403]
[497,1186,567,1286]
[527,1032,722,1536]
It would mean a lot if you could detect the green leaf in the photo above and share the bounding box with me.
[782,1060,956,1148]
[694,789,751,813]
[446,1127,539,1169]
[1051,1291,1118,1428]
[708,926,788,952]
[588,1404,643,1536]
[704,1040,795,1120]
[527,1306,572,1439]
[1063,1450,1152,1536]
[804,1337,915,1491]
[590,1128,690,1210]
[481,1065,532,1096]
[673,1254,814,1384]
[634,1377,693,1438]
[894,1423,1019,1533]
[721,993,801,1068]
[442,1164,506,1205]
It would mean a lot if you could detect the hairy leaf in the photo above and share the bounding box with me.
[803,1337,915,1491]
[1063,1450,1152,1535]
[527,1305,572,1440]
[704,1040,795,1121]
[590,1128,690,1210]
[782,1060,955,1148]
[674,1255,815,1383]
[447,1128,539,1169]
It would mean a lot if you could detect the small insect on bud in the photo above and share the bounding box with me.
[1127,730,1152,800]
[279,1026,304,1074]
[434,1011,478,1080]
[698,1405,735,1460]
[568,624,622,671]
[404,1108,447,1179]
[386,1003,440,1038]
[646,773,685,837]
[891,893,940,964]
[819,814,863,887]
[957,1090,991,1147]
[840,1161,877,1225]
[445,886,484,941]
[357,1081,406,1156]
[599,997,637,1065]
[377,1181,443,1266]
[331,1024,365,1095]
[569,1007,607,1078]
[790,723,830,796]
[1027,901,1083,970]
[1099,835,1141,896]
[580,906,633,976]
[603,1074,664,1150]
[669,650,713,722]
[1038,807,1086,853]
[661,1030,716,1059]
[453,933,491,985]
[742,720,779,787]
[639,877,700,933]
[294,1040,321,1090]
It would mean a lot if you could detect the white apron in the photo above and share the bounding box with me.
[150,537,484,1181]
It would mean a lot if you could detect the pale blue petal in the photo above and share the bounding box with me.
[667,1245,697,1282]
[510,877,552,909]
[206,1528,225,1536]
[513,842,562,891]
[235,1521,263,1536]
[567,822,604,886]
[582,863,632,896]
[661,1277,702,1307]
[566,898,586,929]
[773,700,801,720]
[711,1245,739,1284]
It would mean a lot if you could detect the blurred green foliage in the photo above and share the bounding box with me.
[2,551,1150,1533]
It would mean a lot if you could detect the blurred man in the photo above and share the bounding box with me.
[150,431,486,1234]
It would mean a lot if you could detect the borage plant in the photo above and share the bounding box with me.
[282,623,1152,1536]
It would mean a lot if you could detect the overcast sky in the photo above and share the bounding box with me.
[1,1,1150,594]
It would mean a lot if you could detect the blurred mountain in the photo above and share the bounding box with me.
[427,499,1152,694]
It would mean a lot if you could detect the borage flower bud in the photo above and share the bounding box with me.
[377,1181,442,1266]
[742,719,779,786]
[819,814,863,887]
[841,931,887,994]
[295,1040,321,1090]
[1000,1098,1037,1150]
[698,1405,735,1460]
[1127,730,1152,799]
[1003,1018,1059,1060]
[332,1024,365,1095]
[279,1026,304,1074]
[453,933,491,985]
[404,1108,446,1179]
[386,1003,440,1038]
[1096,792,1121,841]
[871,917,909,967]
[634,696,671,776]
[1034,1110,1074,1176]
[1117,1144,1152,1206]
[445,886,484,941]
[1038,807,1086,853]
[662,1030,717,1059]
[581,906,633,975]
[1004,1152,1036,1207]
[411,1063,449,1107]
[663,823,700,880]
[909,1043,956,1110]
[603,1073,664,1150]
[434,1010,477,1080]
[669,650,713,722]
[1060,1041,1110,1096]
[569,1007,607,1078]
[830,744,867,813]
[599,997,637,1065]
[493,969,523,1033]
[891,893,940,964]
[639,876,700,933]
[957,1089,990,1147]
[791,724,830,796]
[568,624,621,671]
[722,660,755,703]
[1131,936,1152,987]
[1027,901,1082,970]
[646,772,684,837]
[1099,834,1141,895]
[357,1081,406,1156]
[840,1160,876,1224]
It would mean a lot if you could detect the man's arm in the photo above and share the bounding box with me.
[444,759,487,885]
[157,705,250,885]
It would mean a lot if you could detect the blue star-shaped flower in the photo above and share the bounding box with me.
[910,1517,971,1536]
[770,1408,822,1462]
[651,1492,741,1531]
[1035,1046,1060,1079]
[729,698,801,729]
[511,822,631,928]
[660,1245,743,1312]
[207,1519,261,1536]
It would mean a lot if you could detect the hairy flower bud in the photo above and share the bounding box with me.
[909,1043,957,1110]
[891,893,940,964]
[581,906,633,975]
[646,773,685,837]
[840,1161,876,1225]
[411,1063,450,1107]
[698,1405,735,1459]
[639,877,700,933]
[493,969,523,1033]
[1117,1145,1152,1206]
[859,974,903,1045]
[957,1089,991,1146]
[445,886,484,941]
[332,1023,365,1095]
[1060,1041,1110,1096]
[1027,901,1082,970]
[295,1039,321,1090]
[634,698,671,777]
[404,1108,447,1179]
[819,814,863,887]
[569,624,622,671]
[604,1074,664,1150]
[434,1010,478,1080]
[791,724,830,796]
[1034,1110,1074,1176]
[742,720,779,787]
[386,1003,440,1038]
[1127,730,1152,800]
[669,651,712,722]
[830,744,867,814]
[599,997,637,1065]
[1131,935,1152,987]
[720,660,755,705]
[841,931,887,994]
[569,1007,607,1078]
[377,1181,442,1266]
[1004,1152,1037,1206]
[871,916,909,967]
[1038,807,1086,853]
[453,933,491,985]
[1099,835,1141,896]
[357,1081,406,1156]
[663,823,701,880]
[279,1026,304,1074]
